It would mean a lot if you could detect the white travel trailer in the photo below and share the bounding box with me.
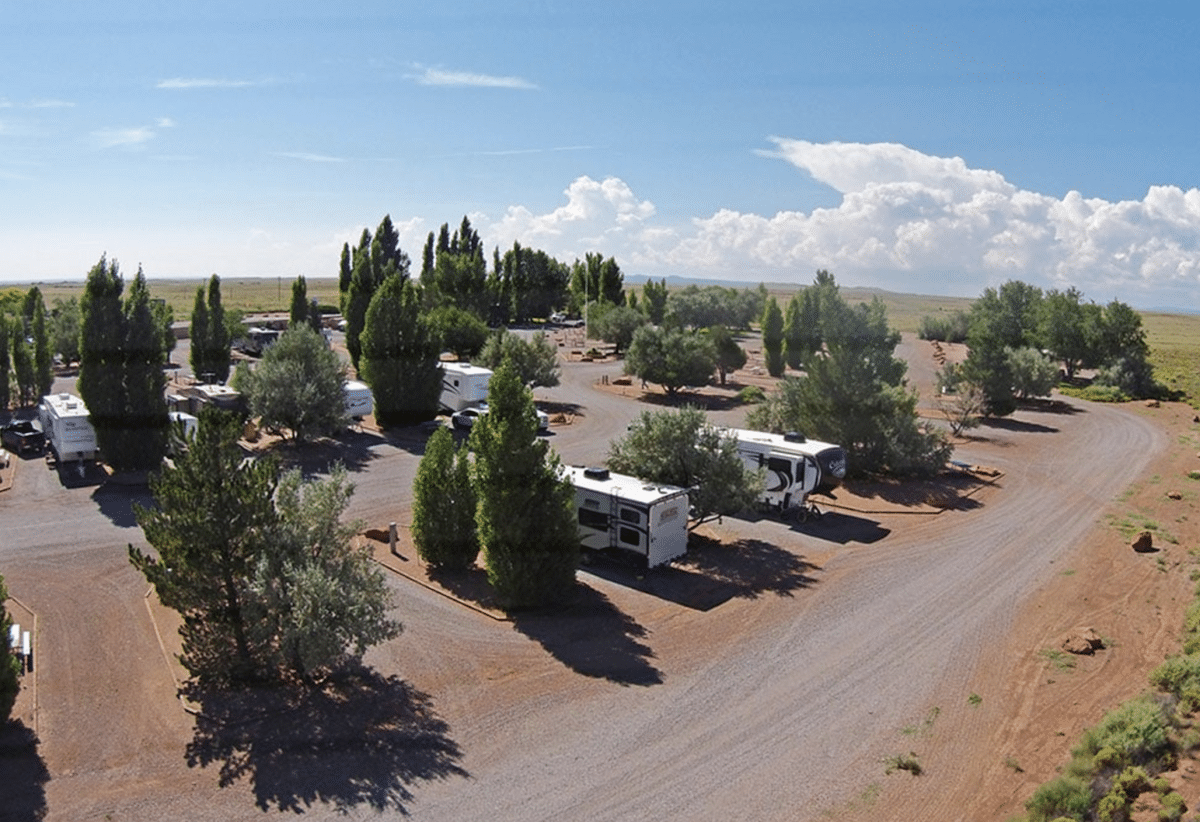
[563,465,690,568]
[722,427,847,520]
[39,392,99,463]
[343,380,373,420]
[440,363,492,413]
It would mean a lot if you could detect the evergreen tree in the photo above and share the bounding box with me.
[642,278,669,324]
[130,407,279,683]
[25,288,53,398]
[51,297,81,365]
[78,255,127,455]
[470,363,578,609]
[206,275,230,383]
[783,294,804,370]
[344,230,376,372]
[189,284,210,379]
[337,242,353,311]
[290,275,310,329]
[359,274,442,426]
[0,573,21,722]
[761,297,785,377]
[412,426,479,571]
[0,315,10,410]
[11,330,35,407]
[111,270,169,471]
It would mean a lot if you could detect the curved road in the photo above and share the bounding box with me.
[0,349,1167,821]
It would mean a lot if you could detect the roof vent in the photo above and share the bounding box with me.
[783,431,806,443]
[583,466,610,481]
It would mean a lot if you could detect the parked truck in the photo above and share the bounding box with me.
[39,392,99,463]
[722,427,847,520]
[562,465,690,568]
[440,363,492,413]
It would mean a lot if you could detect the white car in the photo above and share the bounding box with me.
[451,403,549,432]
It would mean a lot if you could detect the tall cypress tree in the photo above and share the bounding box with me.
[206,275,230,384]
[359,274,442,426]
[412,426,479,571]
[26,288,53,398]
[289,275,309,329]
[189,284,210,380]
[79,258,168,472]
[79,255,127,452]
[470,363,578,609]
[761,297,785,377]
[0,315,10,410]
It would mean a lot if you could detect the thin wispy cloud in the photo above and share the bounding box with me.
[156,117,176,128]
[410,64,537,90]
[471,145,593,157]
[156,77,259,90]
[92,127,156,149]
[274,151,346,163]
[31,99,75,109]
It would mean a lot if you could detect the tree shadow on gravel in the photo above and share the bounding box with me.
[844,471,995,511]
[91,482,154,528]
[674,535,820,601]
[0,721,50,822]
[510,584,663,687]
[183,666,467,814]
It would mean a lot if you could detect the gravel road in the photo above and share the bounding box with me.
[0,343,1167,821]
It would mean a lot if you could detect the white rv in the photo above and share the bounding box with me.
[343,380,373,420]
[39,392,99,462]
[722,427,847,519]
[440,363,492,413]
[563,465,690,568]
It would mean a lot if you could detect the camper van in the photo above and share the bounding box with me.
[440,363,492,413]
[722,427,847,519]
[343,380,373,420]
[563,465,690,568]
[39,392,99,463]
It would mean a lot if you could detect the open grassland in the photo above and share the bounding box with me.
[1143,311,1200,409]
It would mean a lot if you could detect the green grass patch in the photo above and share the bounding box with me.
[968,692,983,706]
[884,751,922,776]
[1040,648,1077,672]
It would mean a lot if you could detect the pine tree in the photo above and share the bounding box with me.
[359,274,442,426]
[470,363,578,608]
[130,407,279,683]
[412,426,479,571]
[78,255,127,453]
[206,275,230,384]
[783,294,804,370]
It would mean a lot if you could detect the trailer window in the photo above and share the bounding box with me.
[619,508,640,524]
[619,527,640,546]
[579,509,609,530]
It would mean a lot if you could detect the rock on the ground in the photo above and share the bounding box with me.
[1062,627,1105,655]
[1132,530,1155,552]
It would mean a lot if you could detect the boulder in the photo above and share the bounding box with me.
[1062,627,1104,655]
[1168,490,1183,500]
[1132,530,1155,552]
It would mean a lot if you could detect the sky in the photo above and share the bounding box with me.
[2,1,1199,310]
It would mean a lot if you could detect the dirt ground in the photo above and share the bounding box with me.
[2,336,1198,821]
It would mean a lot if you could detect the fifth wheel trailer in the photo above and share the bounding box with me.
[722,427,847,519]
[39,392,99,462]
[440,363,492,412]
[563,465,690,568]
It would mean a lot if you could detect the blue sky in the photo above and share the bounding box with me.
[3,1,1199,309]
